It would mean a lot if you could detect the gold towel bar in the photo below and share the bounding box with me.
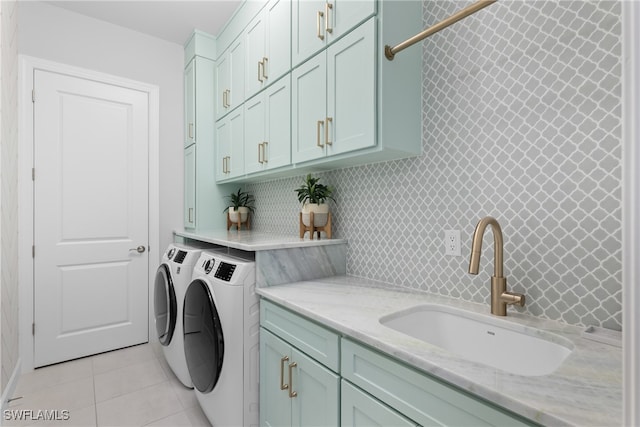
[384,0,497,60]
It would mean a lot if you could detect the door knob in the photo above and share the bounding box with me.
[129,245,146,253]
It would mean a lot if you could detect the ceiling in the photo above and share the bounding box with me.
[44,0,243,45]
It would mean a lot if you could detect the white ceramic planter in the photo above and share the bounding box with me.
[228,206,249,223]
[301,203,330,227]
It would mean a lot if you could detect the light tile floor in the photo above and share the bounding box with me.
[5,343,211,427]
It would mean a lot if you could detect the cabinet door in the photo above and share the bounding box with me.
[341,381,417,427]
[184,144,196,229]
[184,59,196,147]
[264,76,291,170]
[327,18,375,156]
[244,94,266,175]
[215,117,230,182]
[291,347,340,427]
[229,38,245,111]
[227,108,245,179]
[292,53,327,164]
[292,0,327,66]
[265,0,291,84]
[327,0,376,41]
[245,12,266,99]
[260,329,293,427]
[216,53,230,120]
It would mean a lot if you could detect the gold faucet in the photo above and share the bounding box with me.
[468,216,525,316]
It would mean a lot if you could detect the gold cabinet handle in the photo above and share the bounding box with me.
[263,141,268,163]
[222,156,226,174]
[325,3,333,34]
[227,90,231,108]
[188,123,194,139]
[262,57,268,80]
[279,356,289,390]
[258,143,263,164]
[188,208,194,223]
[325,117,332,146]
[226,156,231,174]
[317,120,325,148]
[288,362,298,398]
[258,60,264,83]
[222,90,228,108]
[316,11,325,40]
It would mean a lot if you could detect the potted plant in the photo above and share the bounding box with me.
[224,188,255,224]
[295,174,335,227]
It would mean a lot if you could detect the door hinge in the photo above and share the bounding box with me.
[32,323,35,335]
[32,90,35,103]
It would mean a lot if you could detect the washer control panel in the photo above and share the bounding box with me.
[194,251,255,286]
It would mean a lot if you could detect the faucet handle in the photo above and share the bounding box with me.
[501,291,525,307]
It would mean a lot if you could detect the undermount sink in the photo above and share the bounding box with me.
[380,304,573,377]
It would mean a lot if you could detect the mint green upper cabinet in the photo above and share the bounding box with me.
[216,108,245,181]
[184,60,196,147]
[216,37,245,120]
[292,18,375,164]
[292,54,326,163]
[244,75,291,174]
[326,18,375,156]
[183,144,196,229]
[292,0,375,67]
[245,0,291,99]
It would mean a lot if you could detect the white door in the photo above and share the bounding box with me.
[33,69,150,367]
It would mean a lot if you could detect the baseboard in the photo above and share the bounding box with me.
[1,359,21,414]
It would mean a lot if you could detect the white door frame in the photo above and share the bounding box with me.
[18,55,160,372]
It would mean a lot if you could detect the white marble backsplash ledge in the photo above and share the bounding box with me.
[256,277,622,426]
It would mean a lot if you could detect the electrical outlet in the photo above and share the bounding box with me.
[444,230,461,256]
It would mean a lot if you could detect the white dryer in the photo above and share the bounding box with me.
[154,243,209,388]
[183,250,259,427]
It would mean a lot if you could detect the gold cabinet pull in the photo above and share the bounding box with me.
[279,356,290,390]
[188,123,194,139]
[288,362,298,398]
[325,3,333,34]
[226,156,231,174]
[263,141,268,163]
[317,120,325,148]
[222,156,226,173]
[188,208,194,223]
[325,117,333,146]
[316,11,325,40]
[262,57,268,80]
[258,61,264,83]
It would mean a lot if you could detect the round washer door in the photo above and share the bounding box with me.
[183,279,224,393]
[154,264,177,346]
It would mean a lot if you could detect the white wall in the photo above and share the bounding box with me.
[18,1,184,257]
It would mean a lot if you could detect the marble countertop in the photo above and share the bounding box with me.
[174,229,346,251]
[256,276,622,426]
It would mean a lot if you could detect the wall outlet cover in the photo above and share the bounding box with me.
[444,230,461,256]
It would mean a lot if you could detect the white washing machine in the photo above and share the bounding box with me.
[154,243,210,388]
[183,250,259,427]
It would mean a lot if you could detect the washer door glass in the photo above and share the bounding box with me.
[154,264,177,346]
[183,279,224,393]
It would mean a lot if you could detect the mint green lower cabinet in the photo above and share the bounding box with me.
[341,380,417,427]
[260,328,292,427]
[260,328,340,427]
[341,338,538,427]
